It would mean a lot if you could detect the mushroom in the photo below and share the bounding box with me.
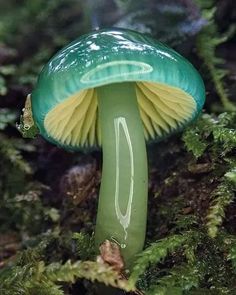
[31,28,205,266]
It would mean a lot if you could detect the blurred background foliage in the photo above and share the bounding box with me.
[0,0,236,294]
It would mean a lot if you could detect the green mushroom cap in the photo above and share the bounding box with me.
[31,28,205,150]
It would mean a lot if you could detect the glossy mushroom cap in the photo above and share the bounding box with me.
[32,28,205,149]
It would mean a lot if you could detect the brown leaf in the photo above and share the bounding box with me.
[188,162,213,174]
[182,206,193,214]
[98,240,125,272]
[21,94,35,130]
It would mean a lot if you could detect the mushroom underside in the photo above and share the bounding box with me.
[44,81,196,147]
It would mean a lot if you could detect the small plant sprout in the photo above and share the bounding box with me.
[30,28,205,266]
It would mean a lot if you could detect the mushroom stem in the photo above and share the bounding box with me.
[95,82,148,266]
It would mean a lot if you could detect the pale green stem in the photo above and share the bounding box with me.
[95,82,148,267]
